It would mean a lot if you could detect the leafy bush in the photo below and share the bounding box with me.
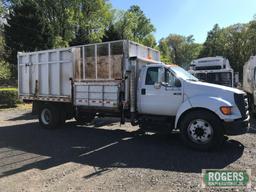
[0,88,18,107]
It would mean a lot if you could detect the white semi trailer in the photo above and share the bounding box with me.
[18,40,249,150]
[243,56,256,112]
[189,57,236,87]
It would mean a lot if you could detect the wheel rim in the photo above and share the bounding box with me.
[187,119,213,144]
[41,108,51,125]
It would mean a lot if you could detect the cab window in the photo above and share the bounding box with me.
[145,67,159,85]
[165,68,177,87]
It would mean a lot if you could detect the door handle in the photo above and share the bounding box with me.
[173,92,181,95]
[141,88,146,95]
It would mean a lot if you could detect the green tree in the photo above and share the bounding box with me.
[35,0,78,47]
[0,1,5,54]
[158,38,172,63]
[244,20,256,59]
[0,60,11,80]
[104,5,156,45]
[115,10,138,40]
[27,0,112,46]
[142,34,157,48]
[70,0,112,45]
[0,4,11,81]
[163,34,202,66]
[0,1,4,16]
[103,23,121,41]
[103,9,123,41]
[200,23,247,76]
[4,0,54,76]
[224,24,246,75]
[128,5,155,42]
[199,24,224,57]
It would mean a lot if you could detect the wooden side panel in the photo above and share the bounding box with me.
[111,55,123,79]
[75,41,124,81]
[97,44,109,79]
[84,46,96,79]
[98,56,109,79]
[74,48,81,80]
[111,42,123,80]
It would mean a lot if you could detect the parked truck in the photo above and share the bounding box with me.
[18,40,249,150]
[189,57,238,87]
[243,56,256,112]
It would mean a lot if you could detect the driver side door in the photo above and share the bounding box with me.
[138,66,183,116]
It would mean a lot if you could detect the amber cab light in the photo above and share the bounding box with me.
[220,106,232,115]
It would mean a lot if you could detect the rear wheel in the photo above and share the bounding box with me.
[179,110,224,151]
[39,104,61,129]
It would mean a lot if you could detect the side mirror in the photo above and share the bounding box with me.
[161,82,168,87]
[154,82,161,89]
[174,79,181,87]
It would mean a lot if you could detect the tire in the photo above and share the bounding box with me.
[179,110,224,151]
[39,104,60,129]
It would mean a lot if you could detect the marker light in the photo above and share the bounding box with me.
[220,106,232,115]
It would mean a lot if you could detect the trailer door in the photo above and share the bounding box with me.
[138,66,183,116]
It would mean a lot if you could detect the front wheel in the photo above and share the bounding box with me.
[179,110,224,151]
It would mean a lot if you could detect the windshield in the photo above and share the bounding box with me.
[169,66,198,81]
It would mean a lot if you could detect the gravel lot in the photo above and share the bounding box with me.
[0,106,255,192]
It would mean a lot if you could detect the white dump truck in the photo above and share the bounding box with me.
[189,57,237,87]
[18,40,249,150]
[243,56,256,112]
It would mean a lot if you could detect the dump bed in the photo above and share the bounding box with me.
[18,40,160,105]
[18,47,73,102]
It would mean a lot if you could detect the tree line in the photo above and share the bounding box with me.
[0,0,256,80]
[199,21,256,77]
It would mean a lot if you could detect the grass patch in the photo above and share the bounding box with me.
[0,103,32,110]
[0,87,17,91]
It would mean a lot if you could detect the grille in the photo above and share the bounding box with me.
[234,93,249,120]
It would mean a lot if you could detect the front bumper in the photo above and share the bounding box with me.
[223,116,250,135]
